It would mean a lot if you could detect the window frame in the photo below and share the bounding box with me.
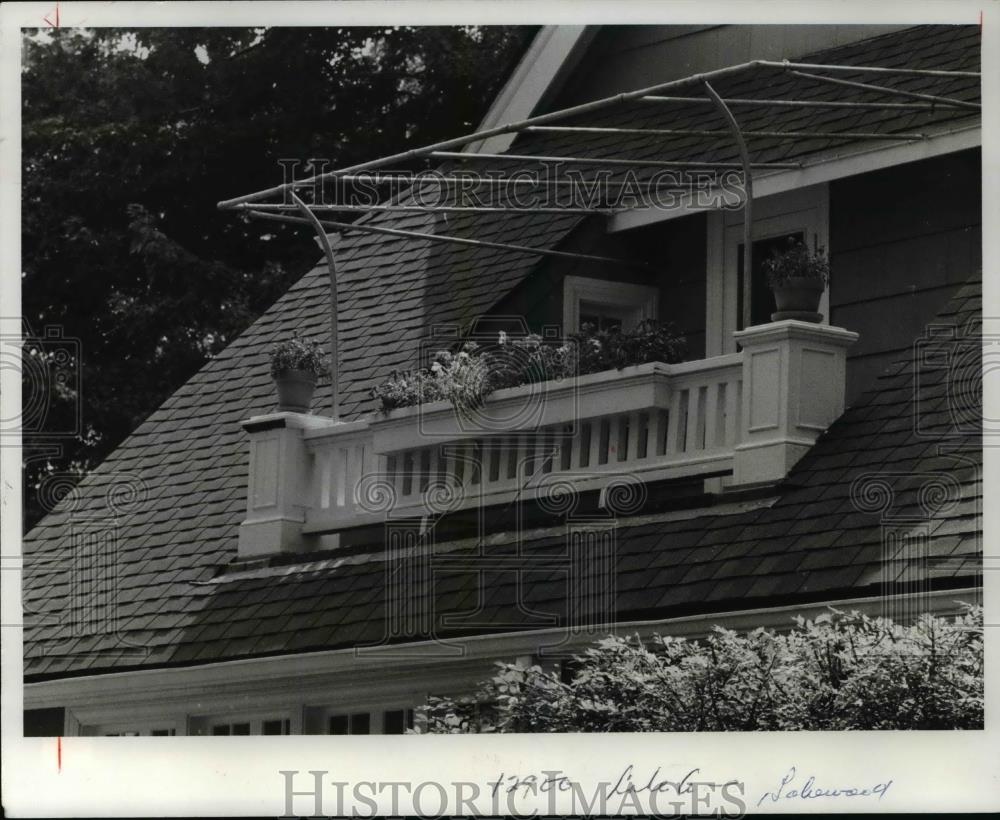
[308,702,421,735]
[562,275,659,334]
[705,183,830,356]
[82,719,182,737]
[188,711,296,736]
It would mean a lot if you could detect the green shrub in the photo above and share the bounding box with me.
[419,605,983,732]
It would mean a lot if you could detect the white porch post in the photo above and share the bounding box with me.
[238,412,336,558]
[731,320,858,486]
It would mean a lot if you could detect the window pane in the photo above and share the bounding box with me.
[262,719,288,736]
[150,729,174,737]
[211,725,230,736]
[579,301,628,333]
[350,713,370,735]
[231,723,251,736]
[384,710,405,735]
[328,715,349,735]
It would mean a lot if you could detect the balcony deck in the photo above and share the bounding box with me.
[239,320,858,557]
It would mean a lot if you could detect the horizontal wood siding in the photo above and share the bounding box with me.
[549,25,904,107]
[830,149,981,403]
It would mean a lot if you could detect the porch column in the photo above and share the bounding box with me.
[238,412,336,558]
[731,320,858,486]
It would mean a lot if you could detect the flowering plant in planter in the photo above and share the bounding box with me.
[370,343,492,413]
[269,335,329,413]
[370,320,687,413]
[762,239,830,322]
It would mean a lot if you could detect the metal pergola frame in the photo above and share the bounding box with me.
[219,58,980,419]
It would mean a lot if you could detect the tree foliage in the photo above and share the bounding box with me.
[421,606,984,732]
[21,26,536,527]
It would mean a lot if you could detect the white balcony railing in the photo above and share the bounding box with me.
[238,320,858,557]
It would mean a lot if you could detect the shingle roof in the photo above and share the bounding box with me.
[23,25,981,679]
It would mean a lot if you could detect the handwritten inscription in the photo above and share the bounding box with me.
[757,766,893,807]
[488,765,747,814]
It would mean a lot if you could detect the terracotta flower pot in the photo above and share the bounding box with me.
[770,276,825,323]
[273,369,317,413]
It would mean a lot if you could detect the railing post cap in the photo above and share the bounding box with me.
[242,411,341,434]
[733,319,859,348]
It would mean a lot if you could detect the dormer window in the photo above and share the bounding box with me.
[562,275,659,333]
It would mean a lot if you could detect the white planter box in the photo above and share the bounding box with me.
[370,362,677,454]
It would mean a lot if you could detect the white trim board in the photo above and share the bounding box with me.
[609,124,981,233]
[562,274,659,332]
[466,26,597,155]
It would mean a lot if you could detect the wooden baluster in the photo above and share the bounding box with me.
[685,388,702,453]
[723,378,740,446]
[625,411,640,462]
[335,447,348,508]
[399,450,414,498]
[506,435,520,482]
[704,382,719,451]
[542,427,560,475]
[647,409,662,458]
[488,438,501,485]
[560,424,575,471]
[348,444,364,512]
[588,419,602,467]
[316,448,331,510]
[521,433,536,488]
[669,390,684,454]
[421,445,438,486]
[470,440,482,487]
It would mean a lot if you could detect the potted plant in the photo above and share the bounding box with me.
[762,238,830,322]
[269,335,329,413]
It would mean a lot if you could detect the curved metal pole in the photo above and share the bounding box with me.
[703,80,753,331]
[290,192,339,420]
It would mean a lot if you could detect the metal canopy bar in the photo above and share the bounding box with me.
[241,203,628,216]
[247,210,653,271]
[217,59,761,209]
[786,69,981,111]
[640,95,950,111]
[289,192,340,420]
[702,80,753,331]
[756,60,981,79]
[524,125,925,141]
[219,59,978,210]
[430,150,801,171]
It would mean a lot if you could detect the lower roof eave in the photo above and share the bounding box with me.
[24,582,981,711]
